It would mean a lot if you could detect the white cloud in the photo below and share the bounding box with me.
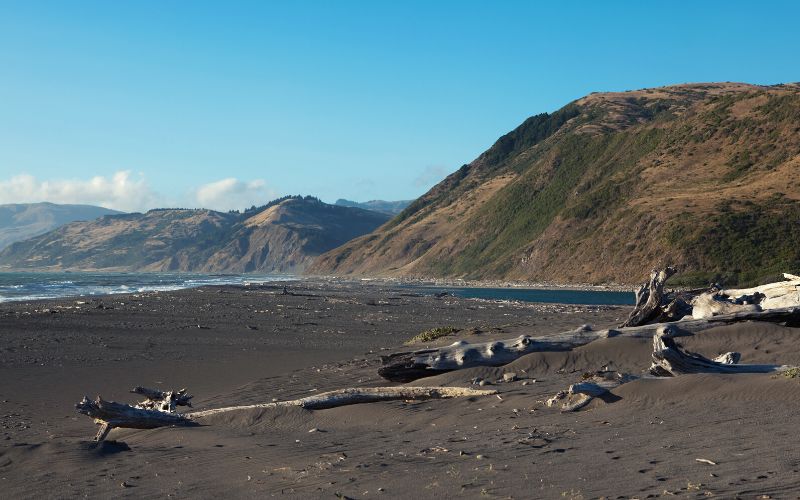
[413,164,449,188]
[0,172,278,212]
[0,171,162,212]
[194,178,276,211]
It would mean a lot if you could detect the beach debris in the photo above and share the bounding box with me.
[650,329,796,376]
[624,268,800,327]
[76,386,497,442]
[131,387,193,411]
[693,273,800,318]
[695,458,717,465]
[75,386,195,442]
[622,267,684,327]
[190,386,497,417]
[76,396,194,443]
[548,371,636,412]
[378,291,800,382]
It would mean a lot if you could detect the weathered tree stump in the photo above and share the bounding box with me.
[75,395,196,442]
[622,267,679,327]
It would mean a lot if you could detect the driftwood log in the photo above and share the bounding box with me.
[187,386,495,418]
[546,323,796,412]
[381,269,800,382]
[76,396,194,442]
[624,269,800,324]
[691,273,800,319]
[379,307,800,382]
[649,329,793,376]
[76,386,496,442]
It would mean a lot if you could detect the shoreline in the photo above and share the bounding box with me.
[0,272,636,306]
[2,280,800,497]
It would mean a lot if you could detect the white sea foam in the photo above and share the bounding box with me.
[0,272,294,304]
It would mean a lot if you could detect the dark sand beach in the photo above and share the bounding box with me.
[2,280,799,498]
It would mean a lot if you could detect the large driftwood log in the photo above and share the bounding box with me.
[188,386,496,418]
[76,386,496,442]
[379,307,800,382]
[621,269,800,325]
[692,273,800,319]
[649,330,792,376]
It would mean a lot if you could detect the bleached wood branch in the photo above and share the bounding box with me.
[188,386,497,418]
[76,386,497,442]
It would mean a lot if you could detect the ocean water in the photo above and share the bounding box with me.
[0,272,634,306]
[417,286,635,306]
[0,272,293,303]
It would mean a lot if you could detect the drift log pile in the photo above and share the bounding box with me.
[76,269,800,440]
[380,270,800,382]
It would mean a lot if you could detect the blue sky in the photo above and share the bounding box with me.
[0,1,798,211]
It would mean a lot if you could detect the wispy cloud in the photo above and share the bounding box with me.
[0,172,278,212]
[413,165,448,188]
[0,171,162,212]
[194,178,276,211]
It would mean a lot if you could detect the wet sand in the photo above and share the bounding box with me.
[2,281,799,498]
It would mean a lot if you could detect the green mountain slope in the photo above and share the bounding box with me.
[310,82,800,286]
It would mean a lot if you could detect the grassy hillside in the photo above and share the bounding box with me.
[310,82,800,286]
[0,197,389,273]
[0,202,122,251]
